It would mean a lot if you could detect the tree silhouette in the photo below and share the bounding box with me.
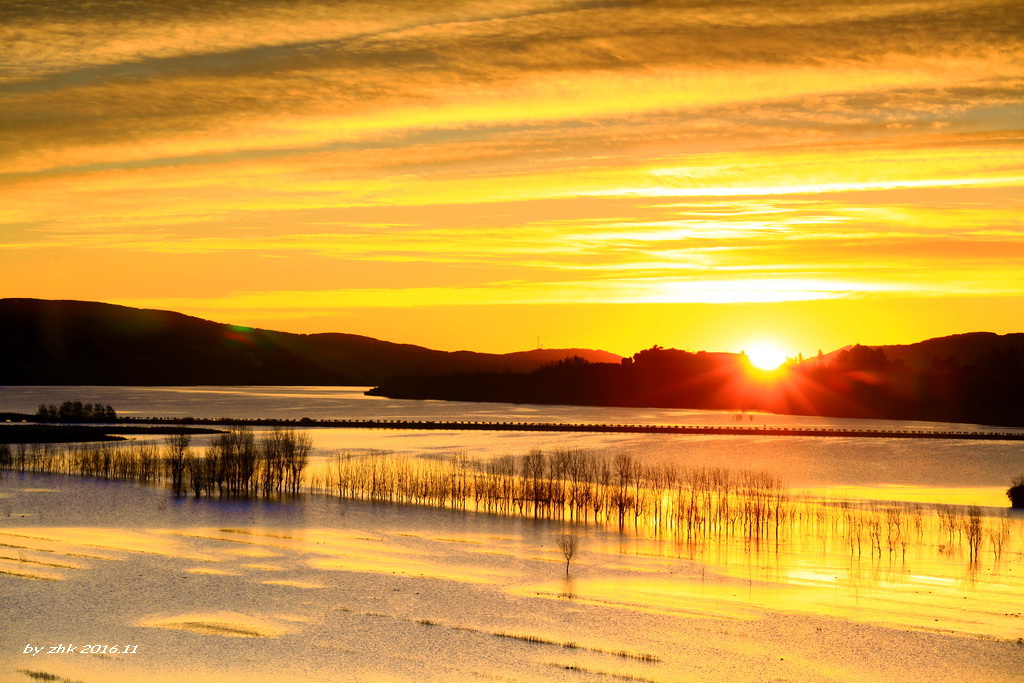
[165,433,191,497]
[1007,476,1024,508]
[558,533,579,577]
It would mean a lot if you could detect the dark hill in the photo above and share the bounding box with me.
[371,338,1024,427]
[813,332,1024,371]
[870,332,1024,372]
[0,299,621,385]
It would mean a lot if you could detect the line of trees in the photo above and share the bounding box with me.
[36,400,116,422]
[167,427,311,497]
[1,426,309,499]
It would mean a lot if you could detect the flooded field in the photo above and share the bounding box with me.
[1,472,1022,682]
[2,387,1024,681]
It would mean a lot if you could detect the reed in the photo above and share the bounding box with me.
[311,448,1020,568]
[3,436,1020,566]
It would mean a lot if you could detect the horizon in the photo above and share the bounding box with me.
[6,296,1020,363]
[1,1,1022,359]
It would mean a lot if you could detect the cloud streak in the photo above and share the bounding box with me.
[1,0,1021,351]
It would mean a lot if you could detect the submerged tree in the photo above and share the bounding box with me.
[965,506,984,562]
[164,432,191,497]
[557,533,579,578]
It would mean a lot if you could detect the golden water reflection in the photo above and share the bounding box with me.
[794,484,1009,508]
[570,512,1024,641]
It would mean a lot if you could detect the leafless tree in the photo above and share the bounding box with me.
[558,533,579,577]
[965,506,984,562]
[164,433,191,497]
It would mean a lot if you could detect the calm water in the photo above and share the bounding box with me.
[2,385,1023,502]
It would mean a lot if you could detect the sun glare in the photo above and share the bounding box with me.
[746,343,788,371]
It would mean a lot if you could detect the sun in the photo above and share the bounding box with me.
[745,343,789,371]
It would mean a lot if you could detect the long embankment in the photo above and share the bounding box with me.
[112,417,1024,441]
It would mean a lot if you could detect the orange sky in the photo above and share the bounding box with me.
[1,0,1022,357]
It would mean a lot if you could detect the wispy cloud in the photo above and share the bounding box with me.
[1,0,1022,349]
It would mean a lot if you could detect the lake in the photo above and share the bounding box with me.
[2,386,1023,682]
[2,385,1022,506]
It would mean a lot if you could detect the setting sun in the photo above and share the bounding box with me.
[746,343,789,371]
[1,1,1022,681]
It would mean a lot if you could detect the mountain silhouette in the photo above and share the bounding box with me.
[814,332,1024,372]
[4,298,1021,427]
[372,338,1024,427]
[0,299,621,385]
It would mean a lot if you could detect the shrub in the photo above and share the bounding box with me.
[1007,476,1024,509]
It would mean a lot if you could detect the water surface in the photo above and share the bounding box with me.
[3,386,1022,505]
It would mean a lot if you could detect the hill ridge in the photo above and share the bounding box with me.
[0,298,621,385]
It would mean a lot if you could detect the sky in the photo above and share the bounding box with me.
[1,0,1022,357]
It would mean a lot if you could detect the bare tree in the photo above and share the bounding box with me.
[283,429,312,495]
[965,506,984,562]
[164,433,191,497]
[557,533,579,578]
